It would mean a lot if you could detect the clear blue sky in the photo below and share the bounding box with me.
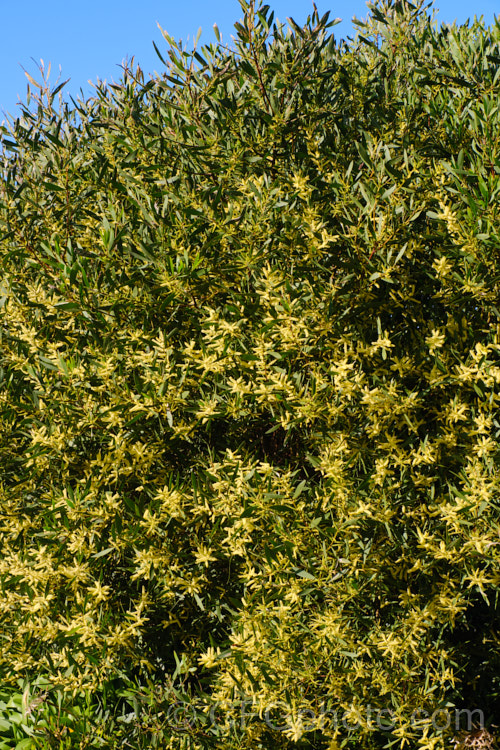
[1,0,497,121]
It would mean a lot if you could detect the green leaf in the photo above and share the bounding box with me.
[293,480,307,499]
[15,740,35,750]
[53,302,80,311]
[91,547,115,559]
[297,570,316,580]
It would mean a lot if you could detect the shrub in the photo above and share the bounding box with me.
[1,1,500,747]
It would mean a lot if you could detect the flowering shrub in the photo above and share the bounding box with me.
[1,1,500,747]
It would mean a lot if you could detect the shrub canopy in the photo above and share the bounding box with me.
[1,1,500,747]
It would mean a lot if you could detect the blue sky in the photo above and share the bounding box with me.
[1,0,498,121]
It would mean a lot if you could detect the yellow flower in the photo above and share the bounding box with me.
[194,545,217,567]
[88,581,111,603]
[141,508,161,537]
[198,646,220,669]
[291,172,310,198]
[432,256,452,278]
[426,329,445,354]
[196,397,219,423]
[370,334,393,358]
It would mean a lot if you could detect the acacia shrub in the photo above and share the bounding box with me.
[1,1,500,748]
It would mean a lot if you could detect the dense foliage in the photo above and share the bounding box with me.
[1,0,500,747]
